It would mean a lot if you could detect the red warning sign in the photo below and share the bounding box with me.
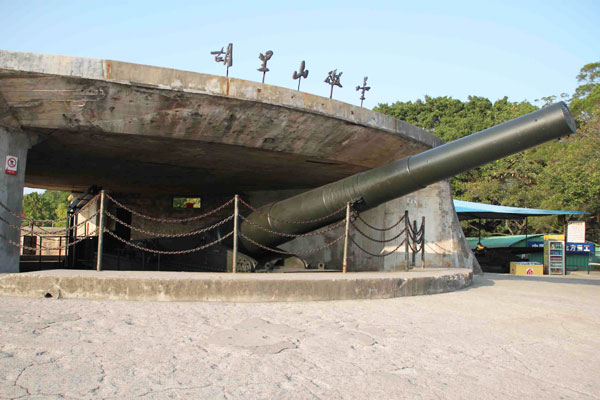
[5,155,18,175]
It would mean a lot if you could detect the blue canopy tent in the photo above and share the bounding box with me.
[453,200,589,220]
[453,200,589,246]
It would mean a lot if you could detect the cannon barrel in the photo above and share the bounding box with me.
[239,102,576,254]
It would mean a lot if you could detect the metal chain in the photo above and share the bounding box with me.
[0,200,25,220]
[349,235,407,258]
[408,239,424,253]
[350,221,407,243]
[239,215,346,238]
[407,221,424,238]
[68,211,100,231]
[104,229,233,255]
[6,211,100,236]
[239,231,344,256]
[64,232,99,248]
[0,215,32,233]
[105,193,234,223]
[0,230,96,252]
[239,198,346,224]
[105,209,234,237]
[0,196,99,231]
[352,209,406,232]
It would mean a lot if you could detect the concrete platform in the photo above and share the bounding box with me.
[0,268,472,302]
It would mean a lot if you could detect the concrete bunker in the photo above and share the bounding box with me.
[1,51,572,274]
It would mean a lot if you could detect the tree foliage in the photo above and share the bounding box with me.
[375,61,600,242]
[570,62,600,119]
[22,190,70,226]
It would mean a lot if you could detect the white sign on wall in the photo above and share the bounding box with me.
[4,155,18,175]
[567,221,586,243]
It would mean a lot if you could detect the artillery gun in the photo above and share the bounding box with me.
[233,102,575,271]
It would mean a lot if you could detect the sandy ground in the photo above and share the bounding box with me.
[1,272,599,400]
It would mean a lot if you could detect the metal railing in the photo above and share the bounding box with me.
[1,192,425,273]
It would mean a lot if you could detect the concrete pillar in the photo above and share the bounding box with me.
[0,127,39,273]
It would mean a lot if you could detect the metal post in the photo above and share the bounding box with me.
[58,236,62,262]
[412,220,417,267]
[421,216,425,269]
[38,235,42,264]
[563,221,568,276]
[342,202,351,273]
[405,210,409,271]
[64,213,71,268]
[232,195,239,273]
[96,190,106,272]
[72,214,78,268]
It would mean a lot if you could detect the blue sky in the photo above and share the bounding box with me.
[1,0,598,110]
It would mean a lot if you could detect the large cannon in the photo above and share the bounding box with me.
[238,102,576,263]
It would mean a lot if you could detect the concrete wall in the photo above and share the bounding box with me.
[280,180,481,273]
[0,127,39,272]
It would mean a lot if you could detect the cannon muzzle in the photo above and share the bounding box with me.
[240,102,576,254]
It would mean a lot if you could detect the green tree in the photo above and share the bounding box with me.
[375,95,539,203]
[375,66,600,243]
[22,192,52,222]
[22,190,70,225]
[570,62,600,119]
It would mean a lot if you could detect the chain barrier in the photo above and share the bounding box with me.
[0,199,26,221]
[17,211,99,236]
[104,229,233,255]
[0,214,32,234]
[353,212,405,232]
[68,211,100,232]
[0,195,99,226]
[239,231,344,256]
[408,241,424,253]
[1,199,99,254]
[239,214,346,238]
[349,206,426,264]
[350,221,407,243]
[407,218,425,254]
[105,209,234,238]
[0,230,97,252]
[238,198,346,224]
[2,193,426,271]
[105,193,234,223]
[349,235,407,257]
[407,222,424,239]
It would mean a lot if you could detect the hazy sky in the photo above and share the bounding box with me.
[1,0,598,110]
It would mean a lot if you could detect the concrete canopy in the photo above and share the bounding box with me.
[0,50,442,195]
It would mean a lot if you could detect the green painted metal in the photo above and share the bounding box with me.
[239,102,577,254]
[465,235,545,249]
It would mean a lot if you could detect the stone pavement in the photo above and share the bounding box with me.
[1,273,599,399]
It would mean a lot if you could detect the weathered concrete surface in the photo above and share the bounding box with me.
[281,180,481,273]
[0,268,472,302]
[0,50,478,274]
[1,273,599,399]
[0,50,440,195]
[0,127,40,273]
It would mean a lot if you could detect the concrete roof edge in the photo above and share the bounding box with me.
[0,49,442,149]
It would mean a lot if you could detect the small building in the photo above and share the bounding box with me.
[465,235,599,272]
[454,200,594,273]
